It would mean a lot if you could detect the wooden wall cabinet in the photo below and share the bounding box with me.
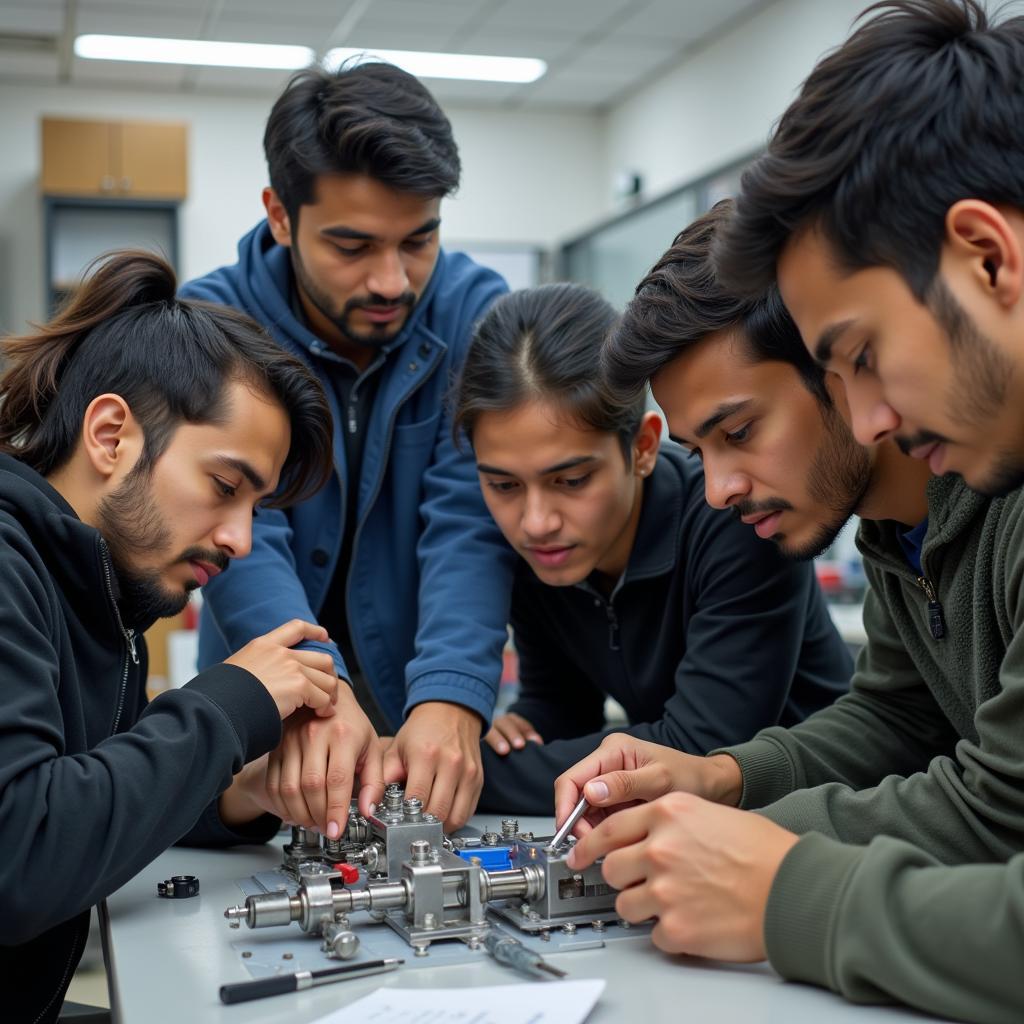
[41,117,188,200]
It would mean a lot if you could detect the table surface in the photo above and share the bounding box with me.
[103,815,949,1024]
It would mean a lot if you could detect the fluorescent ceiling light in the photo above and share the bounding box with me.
[324,47,546,84]
[74,34,314,70]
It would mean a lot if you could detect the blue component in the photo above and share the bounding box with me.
[454,846,513,871]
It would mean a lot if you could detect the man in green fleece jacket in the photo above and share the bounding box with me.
[558,2,1024,1022]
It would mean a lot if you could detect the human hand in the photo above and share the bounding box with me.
[225,619,339,719]
[383,702,483,829]
[484,712,543,755]
[264,684,385,836]
[553,733,743,837]
[568,793,798,961]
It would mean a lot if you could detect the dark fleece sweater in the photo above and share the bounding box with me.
[479,445,852,813]
[722,474,1024,1022]
[0,455,282,1023]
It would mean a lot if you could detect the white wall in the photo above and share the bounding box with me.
[0,83,603,333]
[599,0,869,222]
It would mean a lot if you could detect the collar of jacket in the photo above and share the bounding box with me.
[855,471,993,574]
[0,454,130,628]
[247,220,447,362]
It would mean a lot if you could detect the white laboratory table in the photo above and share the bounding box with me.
[101,815,950,1024]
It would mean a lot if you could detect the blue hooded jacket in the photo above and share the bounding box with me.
[180,221,514,728]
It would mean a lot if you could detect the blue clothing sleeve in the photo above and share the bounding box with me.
[402,275,517,722]
[198,505,349,680]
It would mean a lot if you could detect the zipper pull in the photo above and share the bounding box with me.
[606,606,621,652]
[916,577,946,640]
[347,400,358,435]
[125,627,139,665]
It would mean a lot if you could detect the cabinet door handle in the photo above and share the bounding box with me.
[100,175,115,192]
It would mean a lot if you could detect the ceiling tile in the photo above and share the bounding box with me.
[613,0,766,43]
[480,0,635,34]
[0,5,64,34]
[77,9,207,38]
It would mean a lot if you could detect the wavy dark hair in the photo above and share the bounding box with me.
[265,59,460,223]
[0,250,333,506]
[715,0,1024,299]
[604,201,830,405]
[454,284,644,461]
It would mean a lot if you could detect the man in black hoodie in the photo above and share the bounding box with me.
[0,250,383,1023]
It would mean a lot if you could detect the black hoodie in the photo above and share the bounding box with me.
[0,455,282,1022]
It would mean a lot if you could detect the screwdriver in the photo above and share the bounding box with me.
[484,929,567,980]
[548,795,589,851]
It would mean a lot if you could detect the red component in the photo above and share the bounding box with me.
[333,863,360,884]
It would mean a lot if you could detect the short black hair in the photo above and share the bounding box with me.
[604,201,830,405]
[265,59,461,222]
[454,283,645,462]
[715,0,1024,299]
[0,250,333,507]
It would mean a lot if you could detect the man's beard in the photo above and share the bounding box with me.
[732,405,871,561]
[292,244,416,348]
[893,277,1024,498]
[97,461,228,625]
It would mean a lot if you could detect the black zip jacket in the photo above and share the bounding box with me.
[0,455,282,1023]
[478,445,852,814]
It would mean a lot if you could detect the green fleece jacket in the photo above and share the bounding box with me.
[721,474,1024,1021]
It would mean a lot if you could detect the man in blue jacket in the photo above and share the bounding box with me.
[182,60,514,828]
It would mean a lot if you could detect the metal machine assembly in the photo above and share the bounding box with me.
[225,788,620,959]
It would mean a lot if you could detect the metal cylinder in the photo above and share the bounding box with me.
[331,879,409,915]
[501,818,519,838]
[383,784,404,812]
[321,921,360,960]
[402,797,423,822]
[230,890,300,929]
[482,865,545,903]
[410,839,431,864]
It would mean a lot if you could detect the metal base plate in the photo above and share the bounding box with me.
[231,869,649,979]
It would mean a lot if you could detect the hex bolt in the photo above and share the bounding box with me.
[592,919,606,932]
[501,818,519,838]
[562,922,577,935]
[481,832,500,846]
[403,797,424,822]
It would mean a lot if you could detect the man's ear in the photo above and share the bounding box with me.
[944,200,1023,309]
[263,187,294,249]
[633,410,662,477]
[80,394,144,482]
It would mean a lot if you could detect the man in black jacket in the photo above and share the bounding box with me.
[0,251,383,1023]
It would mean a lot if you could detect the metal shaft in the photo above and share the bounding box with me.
[549,796,589,850]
